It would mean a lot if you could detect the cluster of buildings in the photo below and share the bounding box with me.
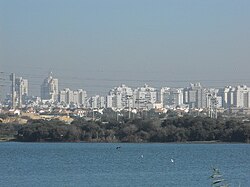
[2,73,250,117]
[9,73,28,109]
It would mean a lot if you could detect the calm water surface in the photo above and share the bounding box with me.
[0,142,249,187]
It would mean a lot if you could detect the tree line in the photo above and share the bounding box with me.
[5,115,249,143]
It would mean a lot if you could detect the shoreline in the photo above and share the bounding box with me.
[1,139,248,144]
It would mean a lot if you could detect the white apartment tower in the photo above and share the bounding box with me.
[160,87,183,108]
[134,84,157,109]
[184,83,206,109]
[218,86,235,109]
[59,88,87,107]
[234,85,250,108]
[107,84,133,109]
[217,85,250,109]
[106,95,113,108]
[41,73,58,102]
[89,95,105,109]
[10,73,28,108]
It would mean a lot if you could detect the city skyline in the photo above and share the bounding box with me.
[1,0,250,97]
[1,1,250,184]
[2,71,250,99]
[3,72,250,117]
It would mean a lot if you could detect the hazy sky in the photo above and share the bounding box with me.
[1,0,250,96]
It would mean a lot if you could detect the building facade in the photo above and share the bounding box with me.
[184,83,206,109]
[41,73,58,102]
[10,73,28,108]
[59,88,87,107]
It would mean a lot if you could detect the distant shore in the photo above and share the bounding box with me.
[1,139,248,144]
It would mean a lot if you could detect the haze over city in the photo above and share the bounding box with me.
[1,0,250,97]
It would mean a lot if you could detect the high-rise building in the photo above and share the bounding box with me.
[15,77,28,107]
[107,84,133,109]
[106,95,113,108]
[77,89,88,107]
[184,83,206,109]
[10,73,16,108]
[160,87,183,108]
[234,85,250,108]
[171,88,184,107]
[9,73,28,108]
[59,88,87,107]
[59,89,67,104]
[41,73,58,102]
[134,84,157,110]
[89,95,105,109]
[217,85,250,109]
[218,86,231,109]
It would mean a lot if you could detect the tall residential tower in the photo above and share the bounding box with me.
[41,73,58,102]
[10,73,28,108]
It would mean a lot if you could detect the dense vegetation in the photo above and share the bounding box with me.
[0,123,21,141]
[9,115,250,143]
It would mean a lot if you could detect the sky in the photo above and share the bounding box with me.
[1,0,250,97]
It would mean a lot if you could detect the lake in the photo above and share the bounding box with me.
[0,142,249,186]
